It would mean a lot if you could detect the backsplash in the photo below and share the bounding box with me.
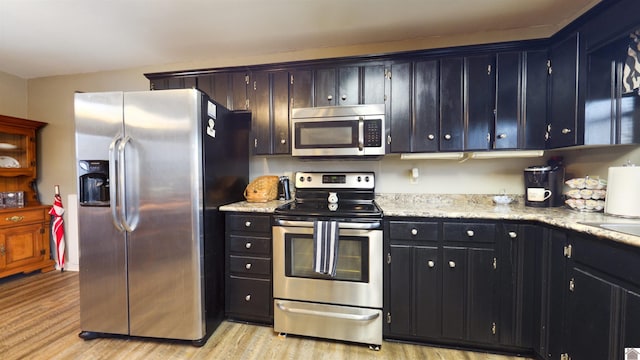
[250,145,640,195]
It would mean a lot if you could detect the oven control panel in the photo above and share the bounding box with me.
[295,172,375,189]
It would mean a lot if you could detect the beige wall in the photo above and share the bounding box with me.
[0,71,28,117]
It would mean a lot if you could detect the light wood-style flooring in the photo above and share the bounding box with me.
[0,271,534,359]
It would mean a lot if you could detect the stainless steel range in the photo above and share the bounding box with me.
[272,172,383,349]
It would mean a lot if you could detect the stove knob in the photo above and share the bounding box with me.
[357,176,362,182]
[307,176,312,182]
[299,176,305,182]
[365,176,370,182]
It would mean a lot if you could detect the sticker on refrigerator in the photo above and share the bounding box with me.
[207,101,217,119]
[207,118,216,138]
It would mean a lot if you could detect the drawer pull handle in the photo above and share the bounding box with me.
[411,228,418,236]
[449,261,456,268]
[508,231,517,239]
[245,221,251,227]
[245,242,252,249]
[466,230,474,237]
[245,263,252,270]
[6,216,24,223]
[245,294,251,301]
[427,260,435,268]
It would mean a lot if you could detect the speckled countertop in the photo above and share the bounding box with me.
[220,194,640,248]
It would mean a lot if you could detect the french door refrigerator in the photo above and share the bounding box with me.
[74,89,250,345]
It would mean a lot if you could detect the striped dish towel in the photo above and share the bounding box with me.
[313,220,339,277]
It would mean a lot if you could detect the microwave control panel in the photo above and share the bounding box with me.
[364,120,382,147]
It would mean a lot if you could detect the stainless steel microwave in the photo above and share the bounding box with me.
[290,104,385,157]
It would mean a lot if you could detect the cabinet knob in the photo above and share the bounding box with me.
[444,134,452,140]
[466,230,474,237]
[245,221,251,227]
[341,94,347,101]
[280,138,286,144]
[497,133,507,139]
[5,216,23,223]
[427,134,435,141]
[245,263,252,270]
[508,231,517,239]
[411,228,418,236]
[427,260,435,268]
[245,294,251,301]
[449,261,456,268]
[245,242,252,249]
[327,95,333,101]
[562,128,572,134]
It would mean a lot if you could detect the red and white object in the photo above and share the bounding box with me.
[48,185,66,270]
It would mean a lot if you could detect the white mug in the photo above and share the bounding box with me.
[527,187,552,202]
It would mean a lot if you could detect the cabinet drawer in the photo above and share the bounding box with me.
[0,208,45,227]
[227,214,271,233]
[226,277,272,319]
[389,221,439,241]
[442,222,495,243]
[229,235,271,256]
[229,255,271,277]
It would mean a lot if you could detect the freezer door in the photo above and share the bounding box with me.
[123,89,205,340]
[75,92,129,335]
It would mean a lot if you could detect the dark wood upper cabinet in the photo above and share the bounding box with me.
[197,73,231,109]
[522,50,549,150]
[465,54,496,150]
[547,32,581,149]
[363,65,386,105]
[249,70,290,155]
[414,60,440,153]
[290,69,313,109]
[440,57,465,151]
[388,62,412,153]
[495,52,520,150]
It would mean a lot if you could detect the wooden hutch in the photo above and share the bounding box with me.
[0,114,55,279]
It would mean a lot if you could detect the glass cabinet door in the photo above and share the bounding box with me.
[0,131,29,169]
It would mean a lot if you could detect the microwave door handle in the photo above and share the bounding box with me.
[108,135,125,232]
[358,117,364,152]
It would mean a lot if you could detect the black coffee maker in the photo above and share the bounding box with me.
[524,158,565,207]
[78,160,110,206]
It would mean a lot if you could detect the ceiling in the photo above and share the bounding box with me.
[0,0,601,79]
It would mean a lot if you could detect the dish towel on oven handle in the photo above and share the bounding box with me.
[313,220,339,277]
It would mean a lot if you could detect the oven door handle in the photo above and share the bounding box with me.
[275,219,381,230]
[276,301,380,321]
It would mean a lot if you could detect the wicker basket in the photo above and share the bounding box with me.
[244,175,279,203]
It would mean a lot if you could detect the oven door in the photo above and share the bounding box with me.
[273,222,382,308]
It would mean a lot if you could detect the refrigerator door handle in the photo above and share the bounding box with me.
[109,135,125,231]
[117,135,136,233]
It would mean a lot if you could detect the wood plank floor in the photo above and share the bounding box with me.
[0,271,533,360]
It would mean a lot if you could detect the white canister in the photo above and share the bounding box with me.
[605,165,640,218]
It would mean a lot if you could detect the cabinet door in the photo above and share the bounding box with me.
[548,32,580,148]
[337,66,359,105]
[467,247,498,344]
[566,268,617,360]
[623,290,640,355]
[315,68,337,106]
[522,50,549,149]
[495,52,520,150]
[1,223,45,271]
[197,73,231,108]
[272,71,290,154]
[440,58,464,151]
[415,245,440,338]
[465,55,496,151]
[414,60,440,152]
[290,69,313,109]
[231,72,249,111]
[362,64,386,105]
[388,62,412,153]
[388,244,413,336]
[543,229,568,360]
[150,76,196,90]
[442,246,466,340]
[251,71,271,155]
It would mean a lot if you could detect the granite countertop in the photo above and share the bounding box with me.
[220,194,640,248]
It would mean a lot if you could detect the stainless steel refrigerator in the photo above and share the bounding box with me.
[74,89,250,345]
